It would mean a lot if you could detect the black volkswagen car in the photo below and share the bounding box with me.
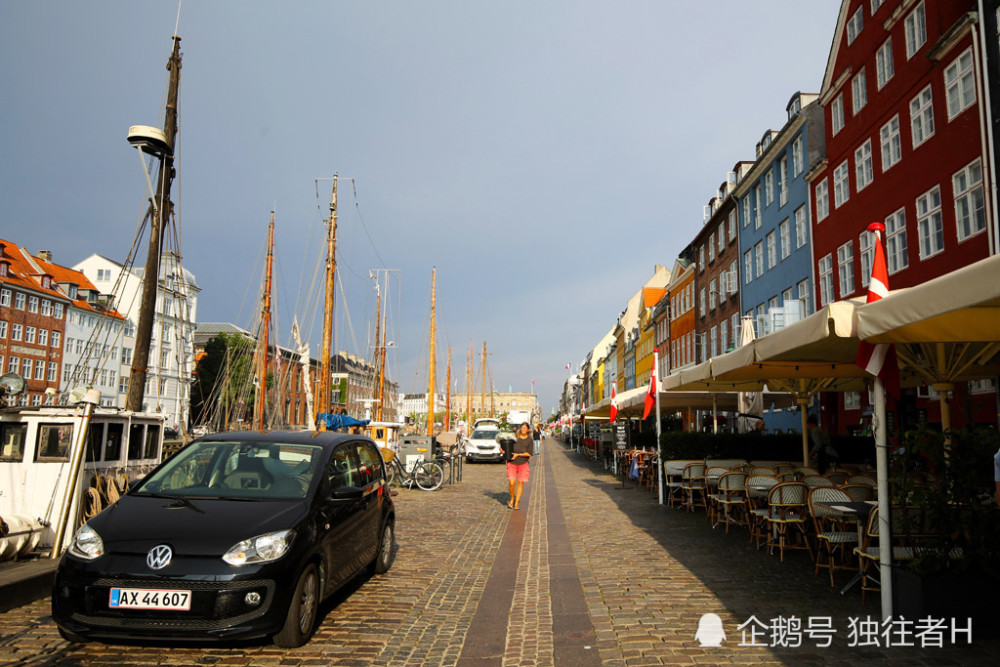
[52,431,395,648]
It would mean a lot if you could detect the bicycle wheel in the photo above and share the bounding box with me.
[414,461,444,491]
[384,459,397,487]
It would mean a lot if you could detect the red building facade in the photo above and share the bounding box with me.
[809,0,996,433]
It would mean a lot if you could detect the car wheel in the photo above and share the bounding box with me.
[369,519,394,575]
[57,626,86,644]
[273,563,319,648]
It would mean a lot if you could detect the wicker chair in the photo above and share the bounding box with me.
[709,471,747,533]
[803,475,833,488]
[763,482,813,562]
[746,475,779,548]
[825,471,849,485]
[748,466,777,476]
[808,487,859,587]
[681,462,707,513]
[840,483,873,502]
[847,474,877,488]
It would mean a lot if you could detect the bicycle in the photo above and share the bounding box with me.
[383,453,444,491]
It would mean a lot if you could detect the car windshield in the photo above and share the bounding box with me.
[132,440,324,500]
[471,430,497,440]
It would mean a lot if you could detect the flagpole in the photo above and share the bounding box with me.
[874,375,893,618]
[653,349,664,505]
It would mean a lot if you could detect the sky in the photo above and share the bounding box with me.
[0,0,842,416]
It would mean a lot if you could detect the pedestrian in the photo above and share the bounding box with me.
[807,414,838,474]
[532,424,541,456]
[504,422,533,510]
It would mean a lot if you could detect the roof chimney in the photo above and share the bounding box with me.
[36,250,52,262]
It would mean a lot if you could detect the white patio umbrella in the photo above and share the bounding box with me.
[737,316,763,433]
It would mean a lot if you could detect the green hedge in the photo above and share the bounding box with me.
[659,430,876,466]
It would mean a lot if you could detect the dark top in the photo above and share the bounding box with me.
[533,428,541,440]
[506,435,533,466]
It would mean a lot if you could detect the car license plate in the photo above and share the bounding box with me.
[109,588,191,610]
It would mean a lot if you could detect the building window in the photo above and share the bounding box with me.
[871,0,884,13]
[0,321,6,339]
[699,288,706,317]
[905,2,926,59]
[11,323,22,341]
[728,210,737,241]
[876,38,894,89]
[831,94,845,135]
[909,85,935,149]
[15,292,25,310]
[766,231,777,270]
[742,196,750,228]
[764,170,774,206]
[845,392,861,410]
[833,161,850,207]
[729,260,739,295]
[0,288,9,306]
[754,242,764,278]
[53,303,64,319]
[954,159,986,241]
[886,208,908,274]
[8,356,19,373]
[815,181,829,222]
[819,255,834,307]
[25,326,35,344]
[698,245,705,269]
[708,238,715,264]
[792,135,804,176]
[945,48,976,120]
[717,225,725,254]
[778,156,788,206]
[41,299,52,317]
[847,6,863,44]
[838,241,855,297]
[860,231,874,288]
[709,279,717,310]
[754,184,762,229]
[28,296,39,313]
[744,250,753,284]
[852,69,867,114]
[779,219,791,260]
[720,320,728,353]
[855,140,873,191]
[48,361,57,382]
[51,330,61,348]
[793,206,807,250]
[880,115,901,171]
[797,278,810,311]
[916,186,944,260]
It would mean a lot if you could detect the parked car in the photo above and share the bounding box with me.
[52,431,395,648]
[465,426,504,463]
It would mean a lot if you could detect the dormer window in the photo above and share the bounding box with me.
[67,284,78,300]
[0,260,8,277]
[40,274,53,289]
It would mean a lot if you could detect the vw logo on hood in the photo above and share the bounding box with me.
[146,544,173,570]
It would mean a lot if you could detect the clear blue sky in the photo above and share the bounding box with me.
[0,1,841,415]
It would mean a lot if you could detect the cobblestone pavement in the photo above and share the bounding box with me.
[2,439,999,666]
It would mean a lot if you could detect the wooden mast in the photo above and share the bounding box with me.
[466,342,473,426]
[373,278,382,421]
[255,212,275,430]
[126,35,181,412]
[426,268,437,436]
[445,346,451,431]
[318,176,337,427]
[480,341,487,420]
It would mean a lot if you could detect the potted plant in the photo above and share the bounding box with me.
[889,425,1000,634]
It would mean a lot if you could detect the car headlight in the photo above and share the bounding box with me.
[68,524,105,560]
[222,529,295,566]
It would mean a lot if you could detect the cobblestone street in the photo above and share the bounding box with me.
[2,439,999,666]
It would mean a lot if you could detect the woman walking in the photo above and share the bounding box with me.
[505,422,533,509]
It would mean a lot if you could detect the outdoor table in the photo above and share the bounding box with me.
[817,500,876,595]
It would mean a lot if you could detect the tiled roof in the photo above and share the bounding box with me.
[0,237,124,319]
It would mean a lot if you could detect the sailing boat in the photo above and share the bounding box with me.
[0,35,184,559]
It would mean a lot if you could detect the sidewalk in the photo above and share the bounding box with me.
[2,438,999,665]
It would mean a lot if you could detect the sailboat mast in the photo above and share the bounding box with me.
[255,212,274,430]
[445,346,451,431]
[318,176,337,424]
[427,268,436,436]
[480,341,487,419]
[373,278,383,421]
[126,35,181,413]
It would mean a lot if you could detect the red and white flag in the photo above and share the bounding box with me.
[565,363,571,370]
[642,349,659,420]
[609,381,618,422]
[856,222,900,398]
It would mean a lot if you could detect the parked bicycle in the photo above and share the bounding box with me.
[383,452,444,491]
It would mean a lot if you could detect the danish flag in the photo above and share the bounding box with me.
[609,381,618,422]
[856,222,900,398]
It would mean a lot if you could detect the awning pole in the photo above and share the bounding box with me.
[798,397,811,467]
[874,375,893,618]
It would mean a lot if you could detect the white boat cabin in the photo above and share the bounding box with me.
[0,406,164,556]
